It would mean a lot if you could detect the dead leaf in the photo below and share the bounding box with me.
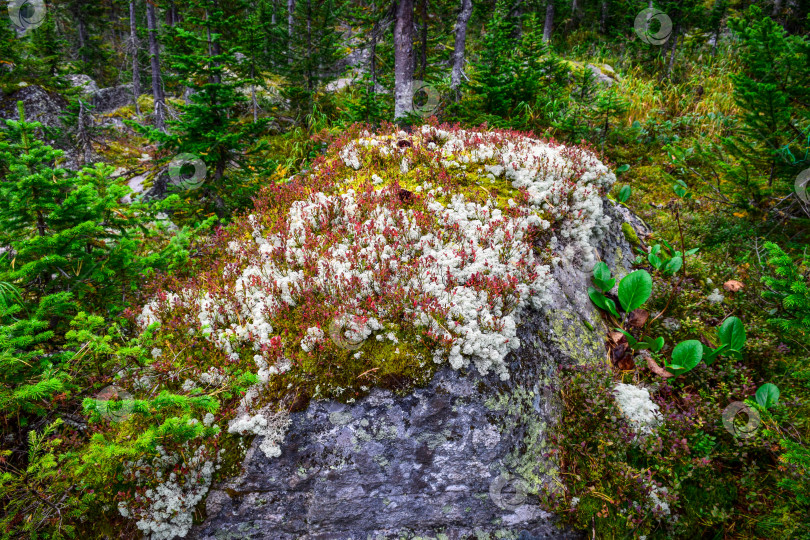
[616,354,635,371]
[608,331,626,344]
[723,280,744,292]
[612,343,628,364]
[627,309,649,328]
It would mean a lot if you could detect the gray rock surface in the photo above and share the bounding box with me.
[92,83,135,113]
[190,201,638,540]
[0,83,68,129]
[66,73,100,95]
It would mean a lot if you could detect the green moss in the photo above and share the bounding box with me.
[622,221,640,247]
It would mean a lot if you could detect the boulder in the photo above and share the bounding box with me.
[185,129,635,539]
[125,126,638,539]
[91,83,135,113]
[0,83,68,129]
[585,64,619,87]
[190,198,632,540]
[66,73,100,95]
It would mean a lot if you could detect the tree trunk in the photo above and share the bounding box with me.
[165,1,176,25]
[666,23,679,77]
[543,0,554,42]
[108,0,119,42]
[287,0,295,64]
[450,0,472,93]
[146,0,165,132]
[370,3,379,89]
[129,0,141,114]
[393,0,415,120]
[77,15,88,65]
[772,0,783,17]
[418,0,428,79]
[599,0,608,34]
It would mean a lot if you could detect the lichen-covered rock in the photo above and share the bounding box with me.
[0,83,68,129]
[189,194,633,540]
[92,83,135,113]
[123,125,638,539]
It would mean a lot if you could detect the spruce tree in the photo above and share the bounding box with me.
[134,0,271,216]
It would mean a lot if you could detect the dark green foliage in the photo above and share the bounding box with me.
[762,241,810,340]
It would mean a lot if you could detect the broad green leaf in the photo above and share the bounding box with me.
[618,185,632,203]
[755,383,780,409]
[605,298,619,318]
[618,270,653,313]
[663,256,683,275]
[589,287,610,311]
[592,262,614,291]
[685,247,700,256]
[648,252,662,270]
[669,340,703,375]
[616,164,631,174]
[718,317,746,352]
[650,336,665,353]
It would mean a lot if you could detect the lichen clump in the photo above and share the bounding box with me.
[612,383,662,435]
[124,124,615,537]
[140,125,614,385]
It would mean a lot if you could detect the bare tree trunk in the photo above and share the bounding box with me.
[543,0,554,42]
[599,0,608,34]
[450,0,472,94]
[370,3,379,89]
[666,23,679,77]
[165,1,177,26]
[418,0,428,79]
[77,16,88,65]
[129,0,141,114]
[393,0,415,120]
[108,0,119,42]
[772,0,783,17]
[146,0,165,132]
[287,0,295,64]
